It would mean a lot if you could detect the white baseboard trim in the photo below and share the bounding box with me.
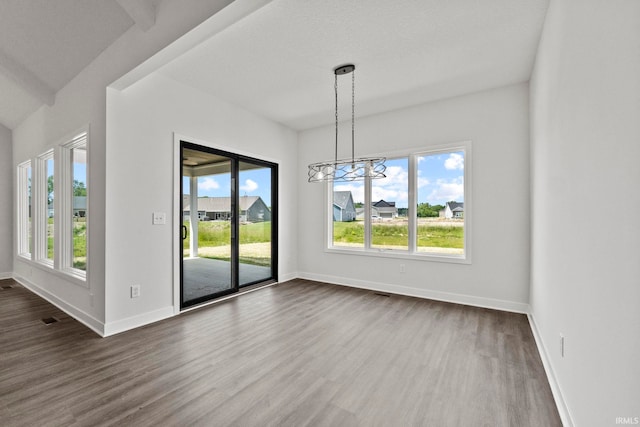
[297,272,530,314]
[103,306,175,337]
[277,271,298,283]
[13,274,105,336]
[0,271,12,280]
[528,313,574,427]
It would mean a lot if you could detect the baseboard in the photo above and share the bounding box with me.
[13,274,105,336]
[0,271,12,280]
[277,271,298,283]
[103,306,175,337]
[528,313,574,427]
[297,272,530,314]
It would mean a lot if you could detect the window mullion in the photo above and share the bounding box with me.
[35,156,46,262]
[408,155,417,253]
[17,161,32,258]
[58,146,72,270]
[364,167,372,249]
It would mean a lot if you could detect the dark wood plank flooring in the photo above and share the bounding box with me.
[0,278,561,426]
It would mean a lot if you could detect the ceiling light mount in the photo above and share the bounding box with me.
[308,64,386,183]
[334,64,355,75]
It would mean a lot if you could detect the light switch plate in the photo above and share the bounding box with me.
[153,212,166,225]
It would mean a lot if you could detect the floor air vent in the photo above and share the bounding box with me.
[42,317,59,325]
[1,285,13,290]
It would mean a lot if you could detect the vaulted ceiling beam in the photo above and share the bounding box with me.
[0,49,55,106]
[115,0,156,32]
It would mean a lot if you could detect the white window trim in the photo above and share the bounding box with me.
[60,131,89,280]
[16,127,89,287]
[35,149,55,268]
[325,140,472,264]
[17,160,32,259]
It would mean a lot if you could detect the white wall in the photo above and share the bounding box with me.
[298,83,531,311]
[0,124,12,278]
[530,0,640,425]
[10,0,241,334]
[104,72,297,334]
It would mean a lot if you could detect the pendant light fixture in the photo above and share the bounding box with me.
[308,64,386,183]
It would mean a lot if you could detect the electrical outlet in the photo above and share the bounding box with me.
[131,284,141,298]
[560,334,565,358]
[399,264,406,273]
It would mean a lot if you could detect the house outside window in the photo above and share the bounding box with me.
[328,141,471,263]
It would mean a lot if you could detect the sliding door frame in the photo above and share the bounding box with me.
[174,136,278,312]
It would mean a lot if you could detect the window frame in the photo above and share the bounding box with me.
[60,132,89,280]
[35,149,55,267]
[17,160,32,260]
[325,141,472,264]
[15,128,89,286]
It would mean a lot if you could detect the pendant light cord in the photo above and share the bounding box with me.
[351,68,355,163]
[335,73,339,165]
[307,64,386,183]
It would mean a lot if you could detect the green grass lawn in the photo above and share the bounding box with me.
[183,221,272,266]
[333,221,463,249]
[45,219,87,270]
[184,221,272,248]
[73,222,87,270]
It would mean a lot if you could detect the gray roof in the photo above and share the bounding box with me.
[447,201,464,211]
[184,195,262,212]
[373,199,395,208]
[333,191,353,210]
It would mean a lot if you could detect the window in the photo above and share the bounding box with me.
[328,141,471,263]
[16,129,88,282]
[17,160,32,259]
[332,180,364,249]
[36,150,55,265]
[61,132,88,275]
[371,158,409,251]
[416,150,465,256]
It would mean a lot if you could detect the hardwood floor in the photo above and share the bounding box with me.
[0,278,561,426]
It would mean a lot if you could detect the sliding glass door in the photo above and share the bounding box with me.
[180,141,277,309]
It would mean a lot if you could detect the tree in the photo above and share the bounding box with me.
[47,176,54,205]
[73,180,87,196]
[417,202,443,218]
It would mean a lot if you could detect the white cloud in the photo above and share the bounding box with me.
[428,177,464,202]
[444,153,464,170]
[335,165,411,205]
[198,177,220,191]
[372,187,408,204]
[240,178,258,193]
[372,165,408,204]
[379,165,408,186]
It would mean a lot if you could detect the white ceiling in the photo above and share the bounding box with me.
[158,0,550,131]
[0,0,550,132]
[0,0,154,129]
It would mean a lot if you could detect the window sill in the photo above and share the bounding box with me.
[16,257,88,288]
[325,246,471,264]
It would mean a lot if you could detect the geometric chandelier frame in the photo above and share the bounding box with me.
[308,64,386,183]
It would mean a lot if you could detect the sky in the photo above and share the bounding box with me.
[334,151,464,208]
[182,151,463,210]
[184,167,272,206]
